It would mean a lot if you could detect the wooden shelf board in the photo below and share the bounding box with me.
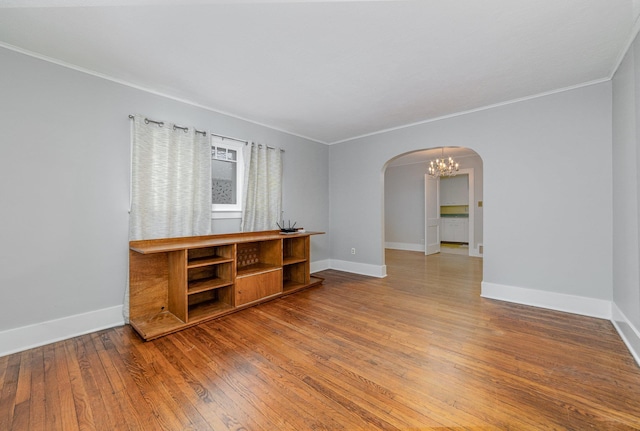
[187,256,234,269]
[283,276,324,294]
[188,301,234,322]
[187,277,233,295]
[283,280,306,292]
[236,263,280,278]
[130,311,185,340]
[283,257,307,266]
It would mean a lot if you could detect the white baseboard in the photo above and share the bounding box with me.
[0,305,125,357]
[311,258,386,278]
[611,303,640,367]
[329,259,387,278]
[481,282,611,319]
[385,241,485,258]
[310,259,331,273]
[385,242,425,252]
[469,244,482,257]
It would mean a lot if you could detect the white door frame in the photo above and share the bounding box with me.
[424,174,441,255]
[456,168,478,257]
[425,168,479,257]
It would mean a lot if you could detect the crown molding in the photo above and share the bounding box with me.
[0,42,327,145]
[328,77,611,145]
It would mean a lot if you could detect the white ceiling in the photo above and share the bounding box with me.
[0,0,638,144]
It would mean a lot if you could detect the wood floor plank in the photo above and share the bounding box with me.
[7,352,30,431]
[138,339,215,431]
[157,331,275,431]
[53,343,80,431]
[0,352,20,430]
[227,307,452,427]
[63,339,98,431]
[173,326,285,431]
[212,316,397,430]
[43,344,64,431]
[86,332,133,431]
[78,334,131,431]
[241,300,518,429]
[92,328,169,431]
[27,348,45,431]
[107,330,201,431]
[2,250,640,430]
[0,355,8,381]
[191,324,320,430]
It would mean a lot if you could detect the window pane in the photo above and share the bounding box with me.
[226,149,237,161]
[211,159,236,205]
[216,147,227,160]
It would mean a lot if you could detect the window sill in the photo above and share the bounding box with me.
[212,211,242,220]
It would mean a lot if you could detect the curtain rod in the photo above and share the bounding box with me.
[248,143,284,152]
[209,132,248,145]
[129,115,283,151]
[128,114,206,136]
[213,133,284,152]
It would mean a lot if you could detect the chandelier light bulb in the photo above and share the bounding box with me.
[428,148,459,178]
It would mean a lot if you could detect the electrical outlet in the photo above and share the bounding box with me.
[351,248,356,255]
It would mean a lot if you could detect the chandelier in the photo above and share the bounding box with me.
[428,148,459,178]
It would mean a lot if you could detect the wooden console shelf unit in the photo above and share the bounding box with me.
[129,230,324,340]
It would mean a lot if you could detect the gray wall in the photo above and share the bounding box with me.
[385,154,483,251]
[612,30,640,359]
[0,47,329,332]
[330,82,613,300]
[384,162,428,249]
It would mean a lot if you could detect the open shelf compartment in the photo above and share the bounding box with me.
[282,261,310,292]
[187,262,233,295]
[187,245,235,268]
[282,236,308,265]
[187,287,233,322]
[236,240,281,277]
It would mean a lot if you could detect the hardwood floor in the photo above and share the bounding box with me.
[2,249,640,430]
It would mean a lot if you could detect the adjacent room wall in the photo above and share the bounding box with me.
[612,30,640,364]
[330,82,613,317]
[384,162,429,251]
[0,46,330,355]
[384,153,483,253]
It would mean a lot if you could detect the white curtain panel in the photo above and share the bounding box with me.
[129,115,212,241]
[241,144,282,232]
[125,115,212,321]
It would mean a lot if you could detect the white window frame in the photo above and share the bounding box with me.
[211,136,245,218]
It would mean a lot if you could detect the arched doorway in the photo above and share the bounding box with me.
[383,146,483,258]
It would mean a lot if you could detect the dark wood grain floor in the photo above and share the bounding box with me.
[2,249,640,430]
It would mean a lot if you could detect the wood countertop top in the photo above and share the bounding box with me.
[130,230,324,254]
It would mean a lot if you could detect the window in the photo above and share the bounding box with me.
[211,136,244,215]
